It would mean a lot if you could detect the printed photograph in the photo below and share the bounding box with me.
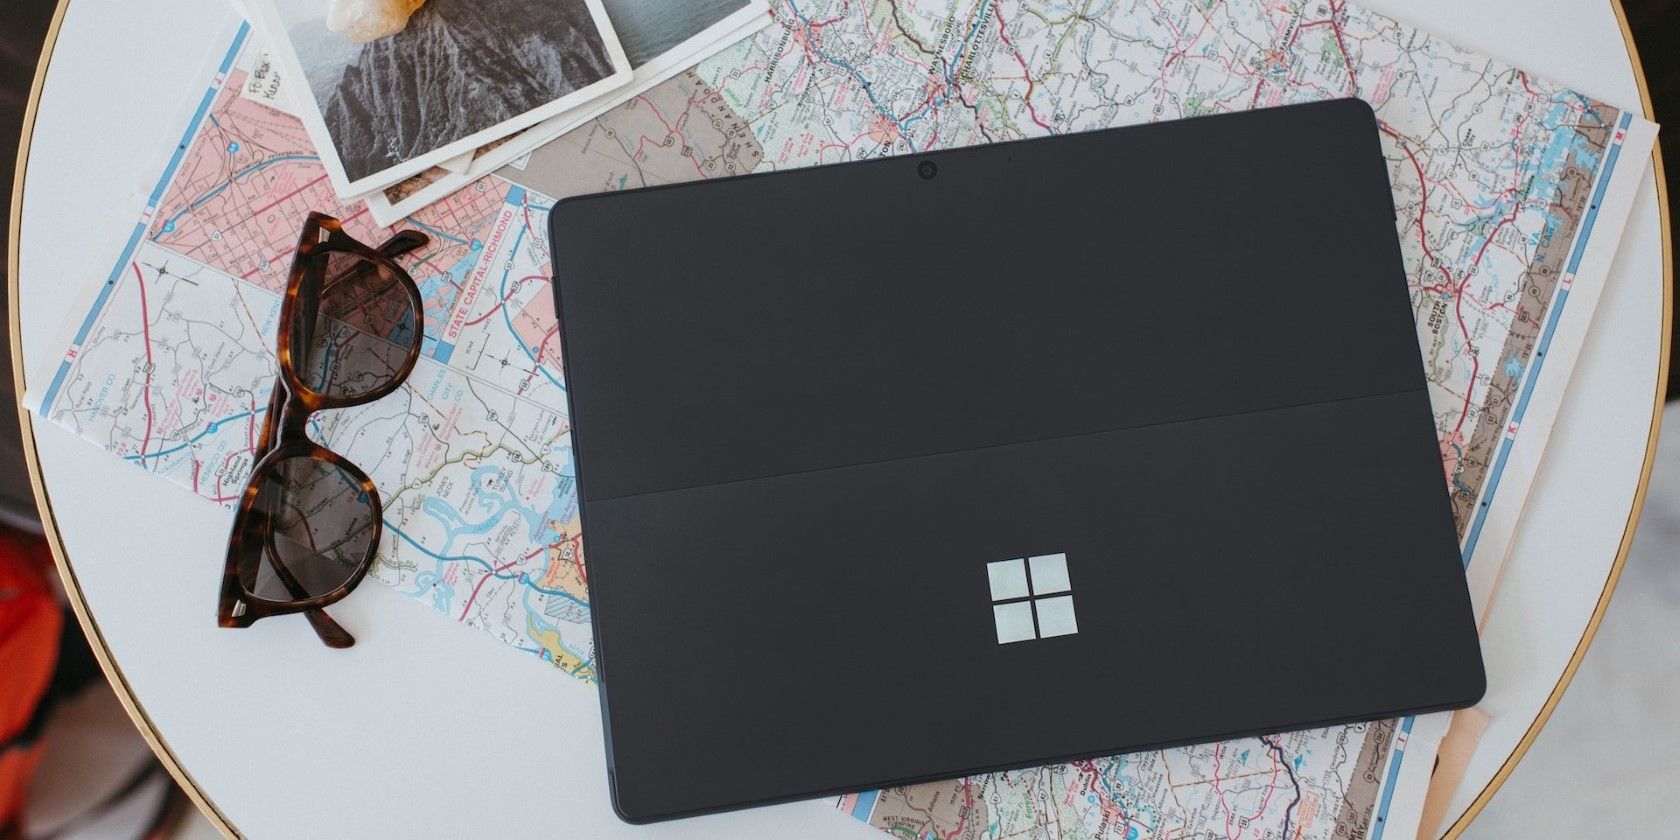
[259,0,629,190]
[362,0,767,222]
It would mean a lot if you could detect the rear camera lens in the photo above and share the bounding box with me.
[918,160,938,180]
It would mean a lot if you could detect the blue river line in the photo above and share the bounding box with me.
[121,407,263,463]
[151,154,319,238]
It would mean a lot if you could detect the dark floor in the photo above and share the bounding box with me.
[1626,6,1680,402]
[0,0,57,525]
[1,3,56,263]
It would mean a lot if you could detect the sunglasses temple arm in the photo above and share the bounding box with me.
[319,230,430,296]
[303,607,356,649]
[377,229,428,259]
[262,539,357,649]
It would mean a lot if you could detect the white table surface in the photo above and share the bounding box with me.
[13,0,1668,837]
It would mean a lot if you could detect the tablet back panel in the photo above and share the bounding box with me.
[549,99,1484,823]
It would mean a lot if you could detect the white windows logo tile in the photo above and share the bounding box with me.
[987,554,1077,644]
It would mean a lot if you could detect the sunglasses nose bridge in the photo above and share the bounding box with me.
[271,392,319,447]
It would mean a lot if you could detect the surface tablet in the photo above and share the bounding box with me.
[549,98,1484,823]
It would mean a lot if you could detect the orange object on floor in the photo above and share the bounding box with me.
[0,528,60,835]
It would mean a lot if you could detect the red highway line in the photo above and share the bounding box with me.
[1387,123,1479,440]
[1327,0,1360,96]
[457,555,523,620]
[566,533,587,587]
[246,172,328,220]
[993,3,1052,133]
[459,274,549,328]
[1212,742,1240,840]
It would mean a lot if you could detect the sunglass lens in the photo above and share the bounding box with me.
[293,248,420,400]
[242,455,378,602]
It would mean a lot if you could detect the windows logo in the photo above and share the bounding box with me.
[986,553,1078,644]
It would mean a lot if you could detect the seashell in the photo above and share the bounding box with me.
[326,0,429,43]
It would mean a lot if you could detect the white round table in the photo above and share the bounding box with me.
[10,0,1669,837]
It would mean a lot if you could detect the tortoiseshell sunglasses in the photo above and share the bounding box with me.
[218,212,429,648]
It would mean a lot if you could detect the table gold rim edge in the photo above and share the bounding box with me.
[7,2,244,837]
[1438,1,1673,836]
[6,3,1668,839]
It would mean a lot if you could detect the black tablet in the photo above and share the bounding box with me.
[549,98,1484,823]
